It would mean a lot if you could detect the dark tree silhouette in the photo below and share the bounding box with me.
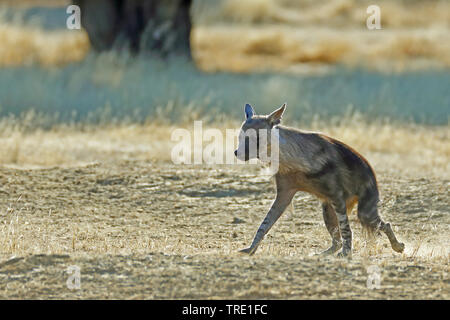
[73,0,192,57]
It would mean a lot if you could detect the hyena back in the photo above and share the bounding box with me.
[235,103,405,257]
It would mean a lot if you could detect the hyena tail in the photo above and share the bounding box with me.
[357,185,405,253]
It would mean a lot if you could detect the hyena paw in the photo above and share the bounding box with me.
[337,248,352,259]
[392,242,405,253]
[318,243,342,256]
[239,247,256,255]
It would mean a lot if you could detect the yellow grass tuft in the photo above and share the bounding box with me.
[1,0,450,71]
[0,22,89,67]
[0,114,448,179]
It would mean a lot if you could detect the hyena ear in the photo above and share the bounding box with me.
[268,103,286,127]
[244,103,255,119]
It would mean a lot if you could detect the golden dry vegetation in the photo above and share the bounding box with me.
[0,116,448,179]
[0,20,88,67]
[0,118,448,299]
[2,0,450,72]
[192,0,450,73]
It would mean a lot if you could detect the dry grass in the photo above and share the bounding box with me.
[192,26,450,73]
[0,154,447,299]
[191,0,450,72]
[0,22,89,67]
[0,115,448,179]
[212,0,450,28]
[1,0,450,72]
[0,147,448,259]
[0,114,447,300]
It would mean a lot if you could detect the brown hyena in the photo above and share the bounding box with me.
[234,103,405,257]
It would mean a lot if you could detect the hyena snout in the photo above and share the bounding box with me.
[235,136,254,161]
[234,148,250,161]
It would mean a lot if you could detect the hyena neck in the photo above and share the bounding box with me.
[275,125,320,174]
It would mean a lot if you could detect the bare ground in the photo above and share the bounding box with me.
[0,161,448,299]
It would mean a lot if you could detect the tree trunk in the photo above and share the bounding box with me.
[73,0,192,57]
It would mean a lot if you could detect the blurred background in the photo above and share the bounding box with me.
[0,0,449,124]
[0,0,448,171]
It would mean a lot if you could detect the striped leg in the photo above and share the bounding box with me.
[240,189,296,255]
[319,202,342,255]
[331,199,352,257]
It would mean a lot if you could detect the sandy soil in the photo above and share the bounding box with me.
[0,160,448,299]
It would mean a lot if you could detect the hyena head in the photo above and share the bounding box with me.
[234,103,286,161]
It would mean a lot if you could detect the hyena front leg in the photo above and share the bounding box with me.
[331,198,352,257]
[319,202,342,255]
[240,189,296,255]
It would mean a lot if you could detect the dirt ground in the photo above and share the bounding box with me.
[0,160,448,299]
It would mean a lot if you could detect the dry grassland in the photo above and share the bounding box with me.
[0,119,448,299]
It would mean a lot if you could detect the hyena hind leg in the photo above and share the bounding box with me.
[318,202,342,255]
[332,199,353,257]
[357,191,405,253]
